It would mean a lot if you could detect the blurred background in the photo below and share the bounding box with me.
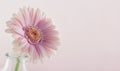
[0,0,120,71]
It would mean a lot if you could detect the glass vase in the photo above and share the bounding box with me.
[1,53,28,71]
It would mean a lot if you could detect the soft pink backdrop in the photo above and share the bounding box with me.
[0,0,120,71]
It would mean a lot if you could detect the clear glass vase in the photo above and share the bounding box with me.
[1,53,28,71]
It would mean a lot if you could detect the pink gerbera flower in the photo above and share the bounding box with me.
[6,7,59,61]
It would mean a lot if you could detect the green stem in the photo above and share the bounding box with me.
[14,56,20,71]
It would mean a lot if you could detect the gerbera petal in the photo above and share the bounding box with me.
[20,8,31,26]
[28,8,34,25]
[12,13,25,27]
[42,29,58,36]
[7,21,20,28]
[5,28,24,38]
[32,8,40,26]
[29,45,44,61]
[40,44,53,58]
[36,18,52,30]
[6,20,24,35]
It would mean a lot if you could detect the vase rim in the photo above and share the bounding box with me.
[5,52,28,59]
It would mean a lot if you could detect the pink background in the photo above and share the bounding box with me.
[0,0,120,71]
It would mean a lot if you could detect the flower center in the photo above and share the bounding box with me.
[26,27,41,43]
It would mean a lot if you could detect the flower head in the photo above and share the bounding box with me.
[6,7,59,61]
